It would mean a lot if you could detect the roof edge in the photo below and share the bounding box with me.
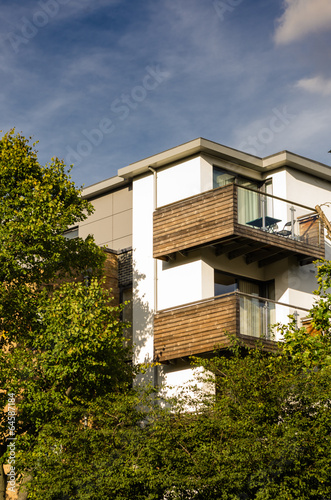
[82,175,128,199]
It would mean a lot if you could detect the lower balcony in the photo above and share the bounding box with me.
[154,292,309,362]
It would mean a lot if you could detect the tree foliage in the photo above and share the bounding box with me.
[0,130,104,286]
[1,279,133,500]
[17,335,331,500]
[0,130,105,345]
[0,131,132,499]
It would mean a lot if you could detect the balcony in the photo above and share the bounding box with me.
[153,184,324,265]
[154,292,309,362]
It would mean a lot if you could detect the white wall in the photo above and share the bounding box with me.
[156,156,212,207]
[132,175,154,369]
[159,364,215,404]
[157,258,214,310]
[132,158,214,392]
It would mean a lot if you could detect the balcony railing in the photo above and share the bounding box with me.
[154,291,309,362]
[238,291,309,340]
[237,185,322,248]
[153,184,324,264]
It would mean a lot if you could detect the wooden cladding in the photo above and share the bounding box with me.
[301,317,320,336]
[153,185,325,263]
[153,184,236,259]
[298,214,321,247]
[154,294,239,362]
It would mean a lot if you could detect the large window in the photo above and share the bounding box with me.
[213,167,261,190]
[214,270,274,299]
[214,271,237,296]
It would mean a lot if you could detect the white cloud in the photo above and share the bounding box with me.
[275,0,331,45]
[295,75,331,96]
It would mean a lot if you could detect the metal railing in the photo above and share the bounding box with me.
[236,185,322,247]
[237,291,309,340]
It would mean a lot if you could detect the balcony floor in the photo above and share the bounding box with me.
[212,224,323,266]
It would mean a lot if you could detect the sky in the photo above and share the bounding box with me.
[1,0,331,188]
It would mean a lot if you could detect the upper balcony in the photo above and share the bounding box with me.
[154,292,309,362]
[153,184,324,266]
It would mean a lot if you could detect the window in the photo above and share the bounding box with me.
[214,270,274,300]
[214,271,237,296]
[63,227,79,239]
[213,166,262,191]
[214,271,275,338]
[213,168,236,189]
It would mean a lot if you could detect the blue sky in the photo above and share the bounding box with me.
[1,0,331,188]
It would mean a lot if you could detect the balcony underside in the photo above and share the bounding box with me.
[156,225,324,267]
[212,224,324,266]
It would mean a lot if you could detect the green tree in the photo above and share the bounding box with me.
[1,279,133,500]
[0,130,129,499]
[0,129,104,343]
[20,333,331,499]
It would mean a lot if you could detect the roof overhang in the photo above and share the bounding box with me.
[118,137,331,181]
[82,175,128,199]
[118,137,264,179]
[83,138,331,198]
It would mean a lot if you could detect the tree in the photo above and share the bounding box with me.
[1,279,134,500]
[45,263,329,500]
[0,130,125,499]
[0,129,105,343]
[19,332,330,499]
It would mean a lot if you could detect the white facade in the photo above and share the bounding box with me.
[81,138,331,393]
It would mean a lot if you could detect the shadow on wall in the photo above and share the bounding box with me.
[131,258,156,387]
[283,258,320,297]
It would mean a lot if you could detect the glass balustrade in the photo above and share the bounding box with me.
[238,292,309,340]
[237,185,321,247]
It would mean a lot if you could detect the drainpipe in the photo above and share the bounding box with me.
[148,166,158,387]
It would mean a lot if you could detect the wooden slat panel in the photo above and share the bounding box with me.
[153,184,236,258]
[301,317,320,336]
[298,214,321,248]
[154,295,238,361]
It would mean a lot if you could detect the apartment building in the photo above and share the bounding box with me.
[77,138,331,391]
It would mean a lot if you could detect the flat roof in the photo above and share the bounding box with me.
[83,137,331,197]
